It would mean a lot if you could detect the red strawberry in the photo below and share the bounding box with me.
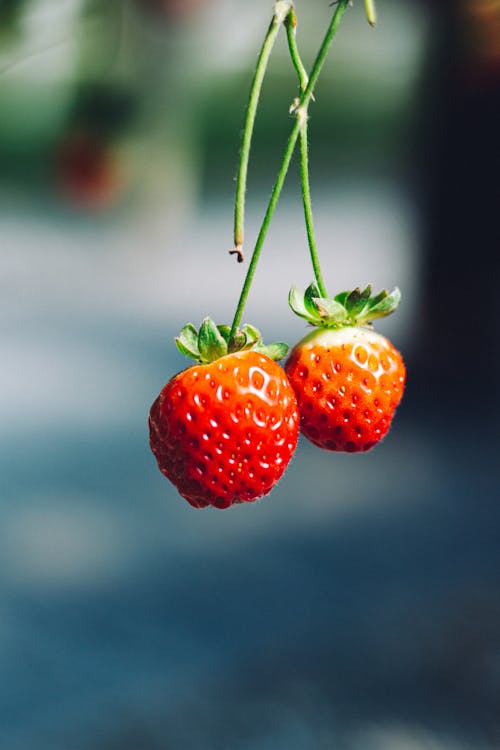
[149,319,299,509]
[285,283,406,452]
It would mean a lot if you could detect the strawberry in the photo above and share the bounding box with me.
[285,283,406,452]
[149,319,299,509]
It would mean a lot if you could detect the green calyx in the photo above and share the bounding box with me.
[175,318,289,364]
[289,282,401,328]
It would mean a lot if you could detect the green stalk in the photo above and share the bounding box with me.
[232,2,292,256]
[230,0,350,337]
[299,120,328,297]
[286,9,328,298]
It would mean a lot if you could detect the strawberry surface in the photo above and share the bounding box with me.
[149,350,299,508]
[285,326,405,452]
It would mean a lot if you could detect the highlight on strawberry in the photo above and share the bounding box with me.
[285,283,406,453]
[149,320,299,509]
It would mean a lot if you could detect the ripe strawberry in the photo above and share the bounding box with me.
[149,319,299,509]
[285,283,406,452]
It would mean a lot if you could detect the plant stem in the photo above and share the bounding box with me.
[286,9,328,298]
[230,0,349,337]
[232,2,292,254]
[230,119,302,339]
[299,120,328,297]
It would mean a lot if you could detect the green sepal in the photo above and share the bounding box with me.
[228,329,247,353]
[304,282,322,318]
[217,325,232,343]
[313,296,349,325]
[174,319,290,364]
[334,291,350,307]
[345,285,372,319]
[255,342,289,361]
[359,287,401,322]
[289,283,402,329]
[198,318,228,363]
[365,288,388,309]
[242,323,261,345]
[289,285,312,322]
[175,323,200,359]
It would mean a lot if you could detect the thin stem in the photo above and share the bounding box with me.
[299,0,349,111]
[230,118,301,338]
[286,9,328,297]
[233,2,291,254]
[299,120,328,297]
[230,0,349,336]
[285,7,309,90]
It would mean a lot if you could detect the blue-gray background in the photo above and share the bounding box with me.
[1,1,499,748]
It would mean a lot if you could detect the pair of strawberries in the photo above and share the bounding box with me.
[149,283,406,509]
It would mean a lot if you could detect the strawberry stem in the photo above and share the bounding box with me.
[230,0,349,338]
[286,11,329,298]
[230,117,302,339]
[232,2,292,256]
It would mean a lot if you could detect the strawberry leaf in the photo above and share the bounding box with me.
[242,324,262,345]
[217,325,232,343]
[304,282,322,318]
[360,287,401,321]
[198,318,228,363]
[312,297,349,326]
[175,323,200,359]
[289,282,402,330]
[334,291,350,307]
[255,342,289,361]
[228,329,247,353]
[345,284,372,318]
[289,285,316,322]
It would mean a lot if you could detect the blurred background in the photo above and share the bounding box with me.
[1,0,499,748]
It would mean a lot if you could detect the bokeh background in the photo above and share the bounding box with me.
[1,1,499,748]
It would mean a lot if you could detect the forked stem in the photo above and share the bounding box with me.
[286,8,328,298]
[230,0,349,337]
